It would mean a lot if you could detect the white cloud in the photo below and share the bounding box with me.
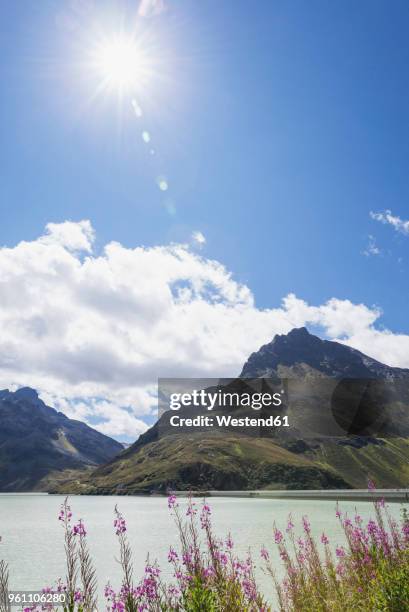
[40,220,95,253]
[138,0,166,18]
[1,221,408,439]
[370,210,409,235]
[363,234,381,257]
[191,231,206,247]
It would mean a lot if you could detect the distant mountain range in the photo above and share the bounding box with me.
[0,387,123,491]
[50,328,409,494]
[2,329,409,493]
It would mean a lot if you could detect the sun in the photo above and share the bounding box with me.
[93,34,150,92]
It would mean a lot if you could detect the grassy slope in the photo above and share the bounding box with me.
[312,438,409,488]
[48,434,409,494]
[51,432,352,494]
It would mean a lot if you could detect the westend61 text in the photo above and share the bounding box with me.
[169,414,289,427]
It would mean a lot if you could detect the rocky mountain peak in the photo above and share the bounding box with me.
[286,326,310,338]
[14,387,41,402]
[272,326,318,348]
[240,327,409,379]
[0,387,41,403]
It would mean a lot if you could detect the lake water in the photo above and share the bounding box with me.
[0,494,406,609]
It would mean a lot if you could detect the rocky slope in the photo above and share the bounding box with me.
[0,387,123,491]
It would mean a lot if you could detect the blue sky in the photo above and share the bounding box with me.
[1,0,408,326]
[1,1,409,439]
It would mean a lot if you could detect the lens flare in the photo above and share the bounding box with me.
[157,176,169,191]
[94,34,150,91]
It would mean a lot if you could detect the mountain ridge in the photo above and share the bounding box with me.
[0,387,123,491]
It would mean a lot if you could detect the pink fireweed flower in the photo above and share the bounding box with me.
[286,515,294,533]
[113,507,127,535]
[233,560,248,576]
[242,578,257,601]
[167,494,177,509]
[202,566,215,578]
[215,537,224,550]
[114,517,126,535]
[302,516,311,534]
[167,584,180,598]
[186,502,197,517]
[225,533,234,549]
[335,503,342,519]
[321,533,329,545]
[72,520,86,537]
[274,527,283,544]
[58,502,72,523]
[260,546,269,561]
[351,527,366,544]
[55,579,66,593]
[200,503,211,528]
[336,547,346,558]
[367,519,378,536]
[175,570,193,585]
[74,590,83,603]
[219,552,228,565]
[368,479,376,491]
[145,564,161,577]
[214,550,228,565]
[142,576,158,600]
[182,552,192,566]
[42,587,52,594]
[168,547,178,563]
[104,584,115,600]
[335,562,345,576]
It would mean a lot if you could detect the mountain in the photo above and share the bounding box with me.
[0,387,123,491]
[53,328,409,494]
[241,327,409,380]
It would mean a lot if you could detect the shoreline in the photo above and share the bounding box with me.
[2,489,409,502]
[182,489,409,502]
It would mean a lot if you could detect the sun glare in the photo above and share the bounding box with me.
[94,35,150,91]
